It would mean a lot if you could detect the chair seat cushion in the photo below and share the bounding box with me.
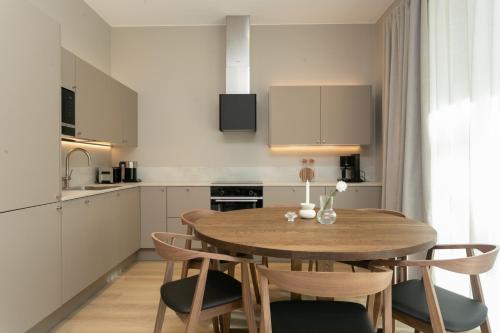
[270,300,374,333]
[161,270,242,314]
[393,279,488,332]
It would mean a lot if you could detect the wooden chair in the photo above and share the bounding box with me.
[373,244,499,333]
[180,209,262,305]
[151,232,257,333]
[257,265,394,333]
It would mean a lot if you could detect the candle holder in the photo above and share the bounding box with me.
[299,203,316,219]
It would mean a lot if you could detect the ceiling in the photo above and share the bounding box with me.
[84,0,394,27]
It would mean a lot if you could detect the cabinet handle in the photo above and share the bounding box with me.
[116,192,121,197]
[161,188,165,192]
[292,188,296,192]
[84,199,90,204]
[77,131,82,136]
[322,140,326,143]
[185,188,190,192]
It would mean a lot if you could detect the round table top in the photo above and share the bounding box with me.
[194,207,437,261]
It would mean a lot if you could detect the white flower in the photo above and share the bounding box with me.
[336,181,348,193]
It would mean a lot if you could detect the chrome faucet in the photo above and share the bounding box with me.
[63,148,92,190]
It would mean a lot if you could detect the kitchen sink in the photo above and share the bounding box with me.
[65,185,122,191]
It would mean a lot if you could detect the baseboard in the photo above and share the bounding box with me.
[27,253,137,333]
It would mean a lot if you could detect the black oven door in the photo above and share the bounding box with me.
[211,198,262,212]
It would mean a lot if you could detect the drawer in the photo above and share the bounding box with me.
[264,186,325,207]
[325,186,382,209]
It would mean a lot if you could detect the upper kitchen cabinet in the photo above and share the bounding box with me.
[269,86,321,145]
[109,77,138,146]
[320,86,371,145]
[268,85,371,146]
[64,49,138,146]
[61,48,76,91]
[0,0,61,212]
[75,57,112,142]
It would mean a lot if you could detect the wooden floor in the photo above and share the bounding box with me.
[51,261,477,333]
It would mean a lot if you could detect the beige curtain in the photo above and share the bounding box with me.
[381,0,424,221]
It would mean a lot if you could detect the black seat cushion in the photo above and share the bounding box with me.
[393,279,488,332]
[270,300,374,333]
[161,270,242,314]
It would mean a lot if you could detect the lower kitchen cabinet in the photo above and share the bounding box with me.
[326,186,382,209]
[0,203,62,333]
[112,188,140,263]
[62,188,140,302]
[167,217,186,234]
[264,186,325,207]
[167,187,210,217]
[140,187,167,248]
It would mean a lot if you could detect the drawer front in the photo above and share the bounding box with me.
[325,186,382,209]
[264,186,325,207]
[167,187,210,217]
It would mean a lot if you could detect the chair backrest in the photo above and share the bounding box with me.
[427,244,498,275]
[357,208,406,218]
[181,209,218,228]
[257,265,392,298]
[152,232,207,262]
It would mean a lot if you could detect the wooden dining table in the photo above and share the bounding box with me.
[194,207,437,264]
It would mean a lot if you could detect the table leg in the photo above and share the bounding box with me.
[290,259,302,300]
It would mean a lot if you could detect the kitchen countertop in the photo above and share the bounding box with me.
[61,181,383,201]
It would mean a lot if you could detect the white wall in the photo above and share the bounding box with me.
[28,0,111,73]
[110,24,382,181]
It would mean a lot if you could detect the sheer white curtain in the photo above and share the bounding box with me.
[422,0,500,330]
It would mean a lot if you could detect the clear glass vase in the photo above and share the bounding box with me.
[317,195,337,224]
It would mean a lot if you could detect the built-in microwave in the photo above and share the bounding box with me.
[61,87,75,136]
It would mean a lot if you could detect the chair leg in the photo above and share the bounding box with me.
[181,261,189,279]
[249,263,261,304]
[480,319,492,333]
[261,256,269,267]
[242,263,258,333]
[211,317,221,333]
[154,299,167,333]
[222,313,231,333]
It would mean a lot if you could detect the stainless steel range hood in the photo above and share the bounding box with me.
[219,15,256,132]
[225,15,250,93]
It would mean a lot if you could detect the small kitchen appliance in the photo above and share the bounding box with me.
[120,161,140,183]
[97,167,113,184]
[339,154,363,182]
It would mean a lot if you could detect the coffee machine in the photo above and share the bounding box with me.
[339,154,363,182]
[119,161,141,183]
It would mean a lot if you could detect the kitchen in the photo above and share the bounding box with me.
[1,1,499,333]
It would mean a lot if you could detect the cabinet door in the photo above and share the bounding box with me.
[320,86,371,145]
[61,48,76,90]
[0,203,62,333]
[141,187,167,248]
[264,186,324,207]
[112,188,140,263]
[269,86,321,145]
[107,78,129,145]
[75,57,111,141]
[167,187,210,217]
[325,186,381,209]
[0,0,60,212]
[121,84,138,147]
[62,196,110,302]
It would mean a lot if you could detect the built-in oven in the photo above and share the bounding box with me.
[210,185,263,212]
[61,87,75,137]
